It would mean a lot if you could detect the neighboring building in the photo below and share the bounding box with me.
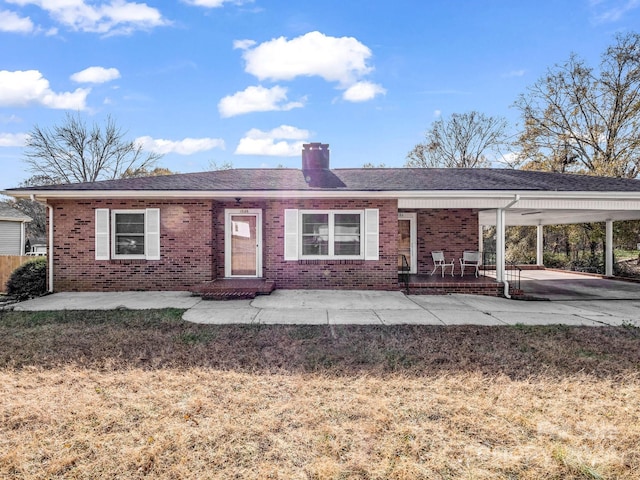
[0,203,31,255]
[4,143,640,296]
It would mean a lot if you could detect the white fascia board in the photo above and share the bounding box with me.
[5,188,640,204]
[479,209,640,226]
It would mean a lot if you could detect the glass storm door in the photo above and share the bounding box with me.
[398,213,417,274]
[225,210,262,277]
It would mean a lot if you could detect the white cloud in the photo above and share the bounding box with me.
[235,125,310,156]
[433,109,442,117]
[590,0,640,23]
[503,69,525,77]
[0,114,22,124]
[0,70,90,109]
[71,66,121,84]
[233,38,256,50]
[342,81,386,102]
[136,136,225,155]
[218,85,305,118]
[0,132,29,147]
[5,0,170,35]
[242,31,374,86]
[0,9,34,32]
[182,0,242,7]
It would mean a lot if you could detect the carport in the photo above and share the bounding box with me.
[476,192,640,298]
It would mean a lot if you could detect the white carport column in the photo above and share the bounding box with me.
[478,224,484,253]
[605,219,613,277]
[496,208,505,283]
[536,224,544,267]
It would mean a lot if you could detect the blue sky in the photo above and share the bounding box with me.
[1,0,640,190]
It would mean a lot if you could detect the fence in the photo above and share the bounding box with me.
[0,255,34,292]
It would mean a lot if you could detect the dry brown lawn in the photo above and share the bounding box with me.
[1,309,639,479]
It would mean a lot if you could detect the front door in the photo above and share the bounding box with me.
[225,209,262,277]
[398,212,417,274]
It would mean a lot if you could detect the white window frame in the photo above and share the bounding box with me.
[95,208,160,261]
[299,209,364,260]
[112,209,147,259]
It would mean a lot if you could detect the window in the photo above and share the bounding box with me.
[113,211,145,257]
[284,208,378,261]
[300,210,363,258]
[95,208,160,261]
[302,213,329,255]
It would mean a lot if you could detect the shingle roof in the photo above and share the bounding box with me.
[6,168,640,193]
[0,203,31,221]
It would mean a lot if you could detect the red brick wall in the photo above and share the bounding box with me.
[48,198,481,293]
[403,209,479,275]
[213,199,399,290]
[50,199,215,291]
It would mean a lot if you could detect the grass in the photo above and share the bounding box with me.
[1,309,639,479]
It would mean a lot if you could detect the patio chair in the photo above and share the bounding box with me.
[459,250,481,277]
[431,251,455,277]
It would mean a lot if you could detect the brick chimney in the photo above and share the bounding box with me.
[302,143,330,172]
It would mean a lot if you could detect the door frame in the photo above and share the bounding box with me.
[224,208,262,278]
[398,212,417,274]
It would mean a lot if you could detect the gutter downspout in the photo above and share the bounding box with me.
[499,194,520,299]
[31,194,54,293]
[48,204,53,293]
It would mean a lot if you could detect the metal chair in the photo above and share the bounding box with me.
[459,250,481,277]
[431,251,454,277]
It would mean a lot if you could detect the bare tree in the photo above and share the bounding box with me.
[1,175,57,240]
[513,32,640,178]
[208,159,233,171]
[24,113,162,184]
[406,111,508,168]
[121,166,174,178]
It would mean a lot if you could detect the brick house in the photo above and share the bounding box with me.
[5,143,640,297]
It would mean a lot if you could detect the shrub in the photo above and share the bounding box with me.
[543,252,569,269]
[6,257,47,300]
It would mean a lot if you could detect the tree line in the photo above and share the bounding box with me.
[406,32,640,273]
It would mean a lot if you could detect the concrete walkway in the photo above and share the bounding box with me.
[10,290,640,327]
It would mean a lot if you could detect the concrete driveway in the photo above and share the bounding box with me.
[518,269,640,301]
[10,289,640,327]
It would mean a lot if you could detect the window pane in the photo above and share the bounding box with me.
[334,213,360,256]
[115,235,145,255]
[302,214,328,234]
[116,213,145,234]
[115,213,145,255]
[302,213,328,256]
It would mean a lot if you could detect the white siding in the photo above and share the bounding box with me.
[0,221,22,255]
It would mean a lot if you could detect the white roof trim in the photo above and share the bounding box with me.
[6,189,640,203]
